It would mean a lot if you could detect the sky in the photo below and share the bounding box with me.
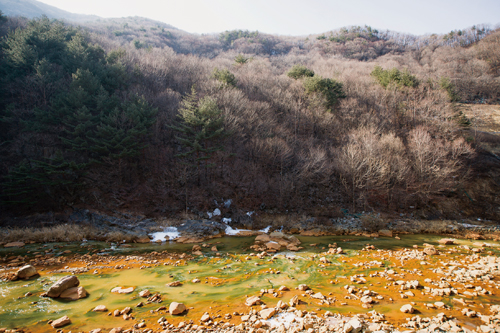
[36,0,500,36]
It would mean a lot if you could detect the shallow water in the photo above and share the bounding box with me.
[1,234,499,332]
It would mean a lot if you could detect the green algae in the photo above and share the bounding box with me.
[1,234,499,331]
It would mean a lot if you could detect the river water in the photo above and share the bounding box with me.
[1,234,499,332]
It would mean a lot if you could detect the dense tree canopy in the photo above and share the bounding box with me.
[0,17,157,209]
[0,15,497,220]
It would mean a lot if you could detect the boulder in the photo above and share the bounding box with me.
[200,313,211,322]
[400,304,414,313]
[4,242,25,248]
[16,265,38,280]
[265,241,281,251]
[435,301,445,308]
[255,234,271,243]
[259,308,276,320]
[311,292,325,300]
[298,284,309,291]
[361,296,373,304]
[245,296,262,306]
[111,286,135,294]
[135,235,152,243]
[287,235,301,245]
[166,281,182,287]
[423,247,439,255]
[45,276,80,298]
[490,305,500,314]
[277,300,288,309]
[346,319,363,333]
[169,302,187,315]
[438,238,456,245]
[109,328,122,333]
[93,305,108,312]
[51,316,71,328]
[59,286,87,300]
[378,230,393,237]
[289,295,300,307]
[139,290,151,298]
[120,307,131,315]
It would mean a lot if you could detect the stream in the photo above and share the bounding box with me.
[1,234,500,332]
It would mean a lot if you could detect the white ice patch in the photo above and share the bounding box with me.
[149,227,180,242]
[222,218,232,223]
[264,312,297,329]
[259,226,271,233]
[224,199,232,208]
[208,208,222,218]
[246,211,254,217]
[225,225,251,235]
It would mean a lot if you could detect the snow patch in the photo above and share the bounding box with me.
[224,199,232,208]
[208,208,222,218]
[222,217,232,223]
[149,227,180,242]
[246,211,254,217]
[225,225,251,236]
[259,226,271,233]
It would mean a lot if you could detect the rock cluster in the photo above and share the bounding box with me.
[250,233,302,252]
[43,275,86,300]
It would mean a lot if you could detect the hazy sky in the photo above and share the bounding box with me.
[37,0,500,36]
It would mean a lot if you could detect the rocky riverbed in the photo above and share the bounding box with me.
[1,233,500,333]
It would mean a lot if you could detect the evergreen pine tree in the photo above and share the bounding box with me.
[172,88,230,184]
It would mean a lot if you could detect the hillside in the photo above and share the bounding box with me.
[0,12,499,224]
[0,0,99,22]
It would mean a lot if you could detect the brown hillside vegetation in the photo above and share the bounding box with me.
[0,15,499,223]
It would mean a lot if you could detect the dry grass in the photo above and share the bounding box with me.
[1,224,104,243]
[458,104,500,133]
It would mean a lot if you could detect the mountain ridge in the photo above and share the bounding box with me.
[0,0,100,22]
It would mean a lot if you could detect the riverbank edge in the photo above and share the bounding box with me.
[1,209,499,247]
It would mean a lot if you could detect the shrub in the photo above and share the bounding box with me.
[287,65,315,79]
[439,77,459,102]
[234,54,250,65]
[371,66,419,89]
[303,75,346,110]
[212,67,237,87]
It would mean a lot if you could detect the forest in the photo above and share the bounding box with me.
[1,13,499,222]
